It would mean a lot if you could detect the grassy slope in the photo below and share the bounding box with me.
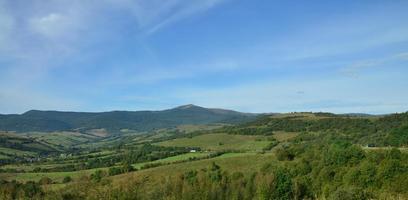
[24,131,99,148]
[112,152,275,185]
[132,152,211,169]
[156,133,270,151]
[0,147,37,157]
[0,152,219,182]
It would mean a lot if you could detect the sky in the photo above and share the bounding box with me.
[0,0,408,114]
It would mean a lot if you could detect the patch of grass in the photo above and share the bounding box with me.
[112,152,275,185]
[0,167,108,183]
[362,146,408,153]
[156,133,270,151]
[0,154,10,159]
[0,163,70,171]
[0,152,260,183]
[26,131,98,148]
[0,147,37,157]
[272,131,299,142]
[132,152,211,169]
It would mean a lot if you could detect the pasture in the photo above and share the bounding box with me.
[156,133,270,151]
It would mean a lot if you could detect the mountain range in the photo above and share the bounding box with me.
[0,104,257,133]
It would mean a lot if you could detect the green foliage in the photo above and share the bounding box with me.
[1,111,408,199]
[385,124,408,146]
[276,147,295,161]
[272,168,293,200]
[90,170,106,182]
[0,180,44,199]
[324,142,365,166]
[1,141,407,199]
[62,176,72,183]
[38,177,53,185]
[220,112,408,147]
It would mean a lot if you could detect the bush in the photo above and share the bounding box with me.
[38,177,53,185]
[275,148,294,161]
[62,176,72,183]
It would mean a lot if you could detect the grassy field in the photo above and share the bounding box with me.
[112,152,275,185]
[0,147,37,157]
[132,152,211,169]
[0,152,214,182]
[25,131,99,148]
[272,131,299,142]
[0,150,120,172]
[0,168,102,182]
[0,150,263,183]
[0,162,75,171]
[362,146,408,153]
[156,133,270,151]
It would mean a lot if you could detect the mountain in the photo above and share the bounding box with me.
[0,105,257,133]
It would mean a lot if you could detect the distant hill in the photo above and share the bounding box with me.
[0,105,257,133]
[217,111,408,147]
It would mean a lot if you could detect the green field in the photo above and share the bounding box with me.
[0,147,37,157]
[113,152,275,185]
[25,131,99,148]
[0,168,100,182]
[0,152,214,182]
[133,152,211,169]
[156,133,270,151]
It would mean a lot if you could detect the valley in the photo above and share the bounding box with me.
[0,106,407,199]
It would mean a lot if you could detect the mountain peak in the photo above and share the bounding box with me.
[174,104,202,110]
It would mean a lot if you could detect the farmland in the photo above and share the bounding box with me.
[156,133,271,151]
[0,111,408,199]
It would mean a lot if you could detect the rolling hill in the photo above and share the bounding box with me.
[0,105,257,133]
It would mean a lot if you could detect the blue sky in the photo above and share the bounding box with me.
[0,0,407,114]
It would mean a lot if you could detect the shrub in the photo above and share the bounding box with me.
[62,176,72,183]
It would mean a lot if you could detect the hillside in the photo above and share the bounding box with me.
[0,111,408,200]
[217,112,408,147]
[0,111,407,199]
[0,105,256,133]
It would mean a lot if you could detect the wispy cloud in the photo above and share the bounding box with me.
[0,0,407,114]
[340,52,408,78]
[144,0,227,34]
[103,0,227,34]
[0,0,228,112]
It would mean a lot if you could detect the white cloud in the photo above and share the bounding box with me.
[0,0,229,113]
[29,13,66,38]
[394,52,408,60]
[0,0,228,65]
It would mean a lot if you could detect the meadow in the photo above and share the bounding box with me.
[156,133,271,151]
